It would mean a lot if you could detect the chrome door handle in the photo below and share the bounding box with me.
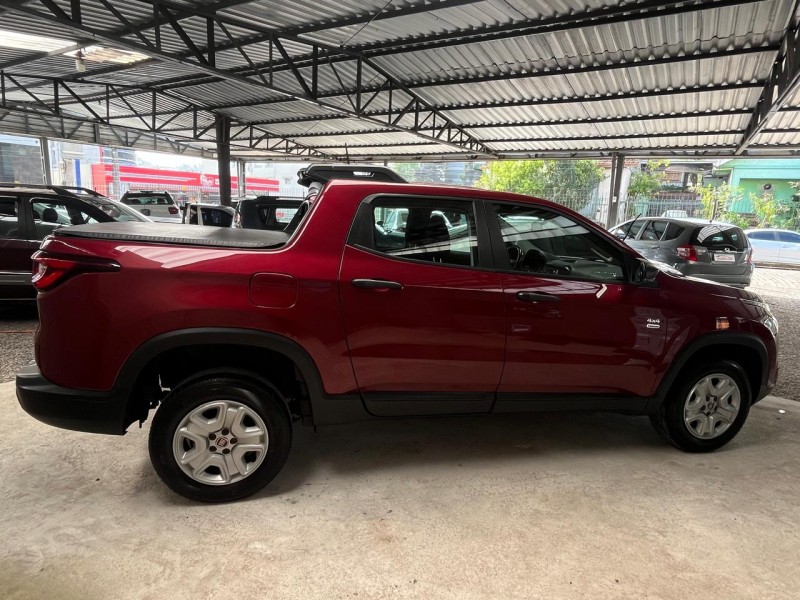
[516,291,560,303]
[351,278,403,290]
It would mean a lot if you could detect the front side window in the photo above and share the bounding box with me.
[371,199,478,267]
[612,219,645,240]
[492,203,625,282]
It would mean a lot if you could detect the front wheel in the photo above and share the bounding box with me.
[650,361,751,452]
[148,375,292,502]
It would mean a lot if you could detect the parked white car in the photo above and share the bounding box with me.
[745,228,800,266]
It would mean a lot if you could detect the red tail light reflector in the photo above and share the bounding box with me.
[168,206,179,215]
[31,252,121,291]
[676,245,698,262]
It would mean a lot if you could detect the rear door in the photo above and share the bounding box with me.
[0,195,37,299]
[748,230,779,262]
[339,195,506,416]
[776,230,800,264]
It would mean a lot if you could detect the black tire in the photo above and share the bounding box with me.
[148,373,292,502]
[650,360,752,453]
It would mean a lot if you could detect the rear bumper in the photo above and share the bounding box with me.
[16,363,127,435]
[677,268,753,287]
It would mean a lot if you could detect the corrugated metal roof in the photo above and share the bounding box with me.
[0,0,799,158]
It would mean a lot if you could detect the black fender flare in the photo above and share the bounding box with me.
[649,331,769,412]
[115,328,326,422]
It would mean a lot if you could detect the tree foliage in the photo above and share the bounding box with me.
[693,184,749,227]
[627,160,669,200]
[477,160,605,211]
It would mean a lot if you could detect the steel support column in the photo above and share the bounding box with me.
[216,115,232,206]
[236,159,246,197]
[606,154,625,228]
[39,137,53,185]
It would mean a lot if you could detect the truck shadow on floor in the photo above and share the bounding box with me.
[247,410,760,501]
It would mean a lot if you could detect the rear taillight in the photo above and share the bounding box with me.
[168,206,179,215]
[745,248,753,264]
[676,245,698,262]
[31,252,121,291]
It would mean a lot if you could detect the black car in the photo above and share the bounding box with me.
[234,196,303,231]
[610,217,754,288]
[0,184,149,301]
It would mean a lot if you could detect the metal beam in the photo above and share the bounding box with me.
[0,0,493,157]
[737,9,800,154]
[345,0,762,57]
[236,83,762,131]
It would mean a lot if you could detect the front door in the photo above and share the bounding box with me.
[339,195,505,416]
[486,201,666,410]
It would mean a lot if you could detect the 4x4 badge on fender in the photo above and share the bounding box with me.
[646,318,661,329]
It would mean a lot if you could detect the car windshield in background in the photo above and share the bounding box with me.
[691,225,746,251]
[83,197,149,222]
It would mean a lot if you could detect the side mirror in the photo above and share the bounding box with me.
[631,259,648,285]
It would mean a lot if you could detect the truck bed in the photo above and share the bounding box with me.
[56,222,290,249]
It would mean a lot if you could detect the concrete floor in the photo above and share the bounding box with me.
[1,382,798,599]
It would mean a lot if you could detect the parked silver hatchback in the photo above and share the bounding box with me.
[610,217,754,287]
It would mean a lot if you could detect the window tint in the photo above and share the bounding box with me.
[776,231,800,243]
[663,222,685,241]
[492,203,625,282]
[690,225,746,251]
[31,199,95,240]
[747,231,773,241]
[259,206,298,226]
[372,200,478,267]
[641,220,668,241]
[0,197,20,239]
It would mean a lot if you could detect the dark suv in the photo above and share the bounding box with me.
[0,184,148,301]
[610,217,754,288]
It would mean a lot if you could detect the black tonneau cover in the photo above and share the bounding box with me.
[57,222,289,249]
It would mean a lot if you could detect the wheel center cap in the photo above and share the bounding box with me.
[216,437,228,448]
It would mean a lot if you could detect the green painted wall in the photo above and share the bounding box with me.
[716,159,800,213]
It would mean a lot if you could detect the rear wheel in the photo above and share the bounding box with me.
[650,361,751,452]
[148,374,292,502]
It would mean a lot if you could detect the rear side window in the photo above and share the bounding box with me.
[663,222,685,241]
[691,225,746,251]
[371,199,478,267]
[776,231,800,243]
[0,197,21,239]
[640,220,668,241]
[31,198,100,240]
[747,231,775,241]
[260,206,298,226]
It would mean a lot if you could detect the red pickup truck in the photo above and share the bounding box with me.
[17,180,779,502]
